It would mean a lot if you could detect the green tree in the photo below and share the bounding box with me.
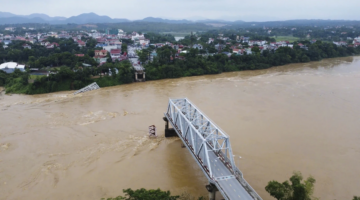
[106,52,113,63]
[353,196,360,200]
[122,43,128,53]
[101,188,179,200]
[251,46,261,54]
[137,49,150,63]
[265,171,316,200]
[88,49,95,57]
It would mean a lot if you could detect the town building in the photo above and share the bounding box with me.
[23,44,31,49]
[110,49,121,59]
[0,62,25,73]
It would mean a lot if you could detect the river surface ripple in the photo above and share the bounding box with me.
[0,56,360,200]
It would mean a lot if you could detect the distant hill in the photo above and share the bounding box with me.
[0,16,48,24]
[26,13,66,21]
[63,13,130,24]
[0,11,359,27]
[0,12,130,25]
[138,17,192,24]
[0,11,17,18]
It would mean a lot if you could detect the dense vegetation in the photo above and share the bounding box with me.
[265,172,316,200]
[1,61,133,94]
[2,38,360,94]
[101,188,205,200]
[265,172,360,200]
[144,32,176,43]
[101,175,359,200]
[144,40,360,80]
[0,38,98,67]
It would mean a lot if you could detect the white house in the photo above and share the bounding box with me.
[5,27,16,32]
[192,44,203,50]
[0,62,25,73]
[110,49,121,59]
[23,44,31,49]
[131,32,144,41]
[103,45,119,52]
[139,39,150,46]
[118,29,126,37]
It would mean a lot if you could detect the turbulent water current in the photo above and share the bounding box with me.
[0,57,360,200]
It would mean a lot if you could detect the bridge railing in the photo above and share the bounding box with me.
[166,98,238,177]
[74,82,100,95]
[165,98,262,200]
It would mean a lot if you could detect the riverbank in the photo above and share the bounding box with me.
[1,56,359,200]
[2,42,360,95]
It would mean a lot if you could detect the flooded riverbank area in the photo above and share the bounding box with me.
[1,56,360,200]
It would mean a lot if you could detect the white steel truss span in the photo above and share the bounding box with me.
[165,98,262,200]
[74,82,100,95]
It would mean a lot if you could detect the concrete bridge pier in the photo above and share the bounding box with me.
[163,117,178,137]
[206,184,218,200]
[135,71,145,82]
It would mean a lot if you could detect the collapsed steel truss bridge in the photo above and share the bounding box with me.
[164,98,262,200]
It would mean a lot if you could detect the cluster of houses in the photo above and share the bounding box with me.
[0,29,154,68]
[0,30,87,49]
[333,37,360,47]
[4,27,360,68]
[206,34,304,56]
[89,30,152,64]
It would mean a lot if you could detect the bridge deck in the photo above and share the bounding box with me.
[165,98,262,200]
[208,149,253,199]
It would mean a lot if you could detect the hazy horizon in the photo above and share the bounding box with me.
[1,0,359,22]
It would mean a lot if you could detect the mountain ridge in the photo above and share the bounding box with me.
[0,11,236,25]
[0,11,359,26]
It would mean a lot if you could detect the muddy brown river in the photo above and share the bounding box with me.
[1,57,360,200]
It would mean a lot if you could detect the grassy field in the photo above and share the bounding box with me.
[29,75,46,79]
[271,36,300,42]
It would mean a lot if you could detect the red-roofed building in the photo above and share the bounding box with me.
[232,49,241,54]
[95,50,108,57]
[354,43,360,47]
[110,49,121,58]
[22,44,31,49]
[77,40,86,48]
[75,54,84,57]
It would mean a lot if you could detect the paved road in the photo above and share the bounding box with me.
[166,113,256,200]
[207,149,254,200]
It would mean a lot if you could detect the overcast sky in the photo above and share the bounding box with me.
[2,0,359,21]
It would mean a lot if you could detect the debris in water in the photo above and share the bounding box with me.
[148,125,157,138]
[1,143,10,150]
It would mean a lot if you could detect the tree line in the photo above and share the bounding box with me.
[1,61,134,94]
[0,37,99,68]
[143,40,360,80]
[100,172,359,200]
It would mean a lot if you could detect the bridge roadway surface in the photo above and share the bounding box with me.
[207,151,253,200]
[167,117,254,200]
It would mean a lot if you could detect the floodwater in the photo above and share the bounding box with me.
[1,57,360,200]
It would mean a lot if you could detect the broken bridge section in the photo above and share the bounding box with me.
[74,82,100,95]
[164,98,262,200]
